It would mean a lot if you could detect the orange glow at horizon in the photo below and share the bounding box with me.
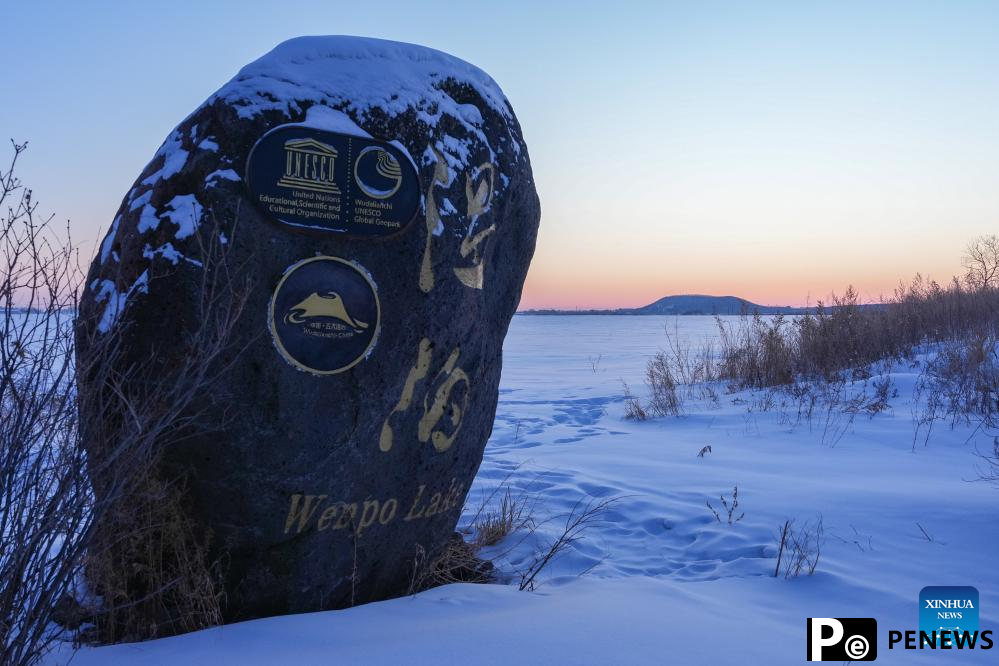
[516,232,974,311]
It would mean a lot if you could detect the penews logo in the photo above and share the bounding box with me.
[807,618,877,661]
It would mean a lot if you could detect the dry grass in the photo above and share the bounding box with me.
[719,279,999,390]
[622,381,648,421]
[84,475,224,643]
[408,475,617,596]
[408,478,534,594]
[645,351,683,417]
[709,271,999,453]
[625,324,720,420]
[473,488,532,549]
[407,537,494,593]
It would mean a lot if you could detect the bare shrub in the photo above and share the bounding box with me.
[702,383,720,409]
[706,486,744,525]
[0,139,252,662]
[862,375,894,416]
[978,437,999,486]
[818,382,861,447]
[518,496,616,591]
[774,517,823,578]
[829,524,873,553]
[913,335,999,439]
[963,234,999,290]
[787,380,820,425]
[732,373,893,445]
[78,212,251,643]
[587,354,601,373]
[1,140,88,666]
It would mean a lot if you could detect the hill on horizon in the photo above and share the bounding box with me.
[521,294,810,315]
[630,294,804,315]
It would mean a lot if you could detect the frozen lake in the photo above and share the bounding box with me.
[502,314,727,388]
[54,314,999,665]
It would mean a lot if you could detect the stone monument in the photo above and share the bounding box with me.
[76,36,540,626]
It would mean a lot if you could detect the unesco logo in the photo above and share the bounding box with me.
[807,618,878,661]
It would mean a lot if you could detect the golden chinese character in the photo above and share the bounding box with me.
[419,147,498,293]
[453,163,496,289]
[419,149,449,294]
[380,338,470,454]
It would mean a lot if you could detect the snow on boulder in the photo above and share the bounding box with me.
[75,35,540,632]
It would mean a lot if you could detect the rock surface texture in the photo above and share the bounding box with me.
[77,36,540,624]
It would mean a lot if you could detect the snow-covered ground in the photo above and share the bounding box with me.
[48,315,999,665]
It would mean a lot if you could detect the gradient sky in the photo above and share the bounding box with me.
[2,1,998,309]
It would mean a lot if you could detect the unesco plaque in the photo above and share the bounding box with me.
[246,125,420,236]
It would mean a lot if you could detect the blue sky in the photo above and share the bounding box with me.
[2,1,998,308]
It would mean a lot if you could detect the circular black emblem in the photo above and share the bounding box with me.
[245,125,420,237]
[269,256,380,375]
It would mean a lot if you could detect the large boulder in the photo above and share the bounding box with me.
[77,36,539,625]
